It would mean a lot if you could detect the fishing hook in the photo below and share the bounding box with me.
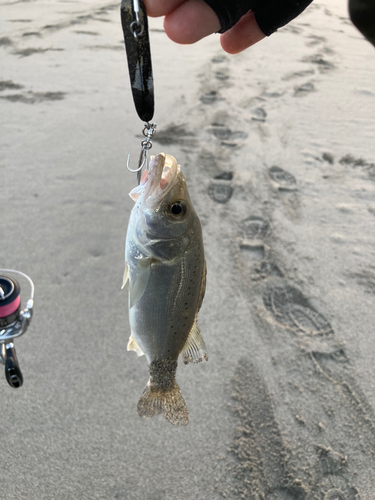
[126,149,146,174]
[127,122,157,183]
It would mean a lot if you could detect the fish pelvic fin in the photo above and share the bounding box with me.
[127,335,144,357]
[137,358,189,426]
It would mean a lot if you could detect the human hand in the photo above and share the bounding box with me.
[143,0,266,54]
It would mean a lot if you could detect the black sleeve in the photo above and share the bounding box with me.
[203,0,314,36]
[349,0,375,46]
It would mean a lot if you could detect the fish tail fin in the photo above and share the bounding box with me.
[137,380,189,426]
[137,359,189,426]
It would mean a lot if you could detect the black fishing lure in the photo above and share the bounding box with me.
[121,0,154,122]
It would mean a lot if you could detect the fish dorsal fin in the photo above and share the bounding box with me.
[121,263,129,289]
[181,321,208,365]
[129,258,151,308]
[127,335,144,357]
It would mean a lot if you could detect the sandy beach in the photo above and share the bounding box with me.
[1,0,375,499]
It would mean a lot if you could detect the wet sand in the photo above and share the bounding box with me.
[1,0,375,499]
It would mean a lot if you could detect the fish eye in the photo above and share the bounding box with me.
[171,203,183,215]
[166,201,186,219]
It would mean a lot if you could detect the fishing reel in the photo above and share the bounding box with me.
[0,269,34,388]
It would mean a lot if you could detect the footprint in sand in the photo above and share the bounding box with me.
[210,123,248,141]
[214,171,233,181]
[239,242,265,262]
[319,477,359,500]
[238,216,283,280]
[339,154,375,180]
[241,215,270,240]
[322,152,335,164]
[316,444,348,476]
[257,277,374,497]
[251,107,267,122]
[268,166,300,218]
[294,81,316,97]
[209,123,248,149]
[268,166,297,188]
[215,70,229,81]
[200,90,219,105]
[305,34,327,47]
[239,216,267,264]
[211,55,228,64]
[263,279,334,337]
[207,176,233,204]
[301,53,335,73]
[210,55,231,82]
[210,124,232,140]
[349,267,375,295]
[239,243,283,281]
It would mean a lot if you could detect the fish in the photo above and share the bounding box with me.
[123,153,207,426]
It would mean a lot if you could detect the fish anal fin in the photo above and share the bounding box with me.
[127,335,144,357]
[121,263,129,289]
[181,321,208,365]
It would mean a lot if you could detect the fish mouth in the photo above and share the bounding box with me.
[129,153,180,204]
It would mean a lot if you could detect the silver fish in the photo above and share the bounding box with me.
[123,153,207,426]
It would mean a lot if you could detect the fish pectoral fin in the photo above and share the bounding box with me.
[181,321,208,365]
[129,258,151,308]
[121,263,129,289]
[127,335,144,357]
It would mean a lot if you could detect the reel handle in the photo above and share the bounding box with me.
[4,344,23,388]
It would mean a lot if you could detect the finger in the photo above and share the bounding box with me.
[144,0,186,18]
[163,0,221,44]
[220,11,265,54]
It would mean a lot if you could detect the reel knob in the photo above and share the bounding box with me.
[5,345,23,388]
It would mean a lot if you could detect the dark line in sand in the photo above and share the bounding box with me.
[40,3,118,34]
[14,47,64,57]
[0,37,13,46]
[218,358,305,499]
[0,91,66,103]
[0,80,23,91]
